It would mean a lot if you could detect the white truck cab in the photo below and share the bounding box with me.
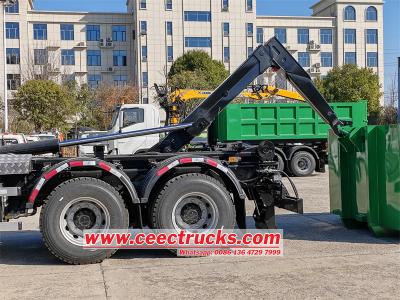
[107,104,161,155]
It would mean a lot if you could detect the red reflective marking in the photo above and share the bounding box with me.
[206,159,218,167]
[69,161,84,167]
[157,166,169,176]
[29,189,39,203]
[44,169,58,180]
[98,162,111,172]
[179,158,193,164]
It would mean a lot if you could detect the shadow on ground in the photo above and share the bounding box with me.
[0,212,398,266]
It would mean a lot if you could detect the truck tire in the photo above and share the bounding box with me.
[151,173,236,230]
[289,151,316,177]
[40,177,129,265]
[275,153,285,172]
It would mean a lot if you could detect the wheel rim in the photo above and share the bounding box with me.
[59,197,110,246]
[172,192,218,231]
[297,157,311,171]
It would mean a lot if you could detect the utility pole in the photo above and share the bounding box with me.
[1,0,15,132]
[1,0,15,133]
[398,57,400,123]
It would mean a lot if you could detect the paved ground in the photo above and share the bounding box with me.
[0,172,399,299]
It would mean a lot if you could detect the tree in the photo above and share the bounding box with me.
[315,64,382,114]
[93,83,140,129]
[378,76,398,124]
[13,80,77,132]
[168,50,229,90]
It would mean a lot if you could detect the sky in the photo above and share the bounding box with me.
[35,0,400,100]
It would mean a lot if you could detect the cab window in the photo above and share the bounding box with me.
[123,108,144,127]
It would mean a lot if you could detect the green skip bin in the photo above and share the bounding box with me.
[329,125,400,236]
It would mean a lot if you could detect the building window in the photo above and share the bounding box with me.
[112,25,127,42]
[321,52,333,67]
[87,50,101,66]
[139,0,146,9]
[222,0,229,11]
[62,74,75,84]
[256,27,264,44]
[61,49,75,65]
[113,50,127,66]
[6,48,20,64]
[60,24,74,41]
[366,6,377,21]
[167,46,173,62]
[33,24,47,40]
[320,29,332,44]
[113,75,128,86]
[142,46,148,62]
[367,52,378,67]
[140,21,147,35]
[166,22,173,35]
[246,0,253,11]
[344,29,356,44]
[184,11,211,22]
[7,74,21,90]
[298,28,309,44]
[223,22,230,36]
[185,37,212,48]
[344,52,356,65]
[274,28,287,44]
[224,47,230,62]
[247,47,253,58]
[298,52,310,67]
[88,74,102,89]
[5,0,19,13]
[86,25,101,41]
[142,72,148,88]
[366,29,378,44]
[165,0,172,10]
[5,22,19,39]
[34,49,48,65]
[247,23,253,36]
[344,6,356,21]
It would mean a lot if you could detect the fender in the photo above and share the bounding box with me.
[274,147,287,161]
[140,154,246,203]
[28,158,139,206]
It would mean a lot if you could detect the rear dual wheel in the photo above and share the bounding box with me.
[289,151,316,177]
[151,173,236,230]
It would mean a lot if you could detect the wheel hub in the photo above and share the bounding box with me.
[60,197,110,246]
[298,158,310,170]
[172,192,218,231]
[181,203,202,225]
[73,208,96,230]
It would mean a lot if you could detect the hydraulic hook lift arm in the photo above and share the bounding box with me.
[151,37,348,153]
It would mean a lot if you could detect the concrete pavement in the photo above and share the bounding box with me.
[1,173,399,299]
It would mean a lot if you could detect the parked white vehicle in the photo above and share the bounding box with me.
[29,133,57,141]
[107,104,160,155]
[78,131,108,156]
[0,134,27,145]
[26,136,40,143]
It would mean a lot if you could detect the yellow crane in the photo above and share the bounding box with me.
[154,84,305,125]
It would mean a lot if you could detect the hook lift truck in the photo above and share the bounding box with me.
[0,38,349,264]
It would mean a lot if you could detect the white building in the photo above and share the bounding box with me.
[0,0,384,112]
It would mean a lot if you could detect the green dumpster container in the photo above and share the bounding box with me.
[329,125,400,236]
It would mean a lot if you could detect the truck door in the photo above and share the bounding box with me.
[116,107,146,154]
